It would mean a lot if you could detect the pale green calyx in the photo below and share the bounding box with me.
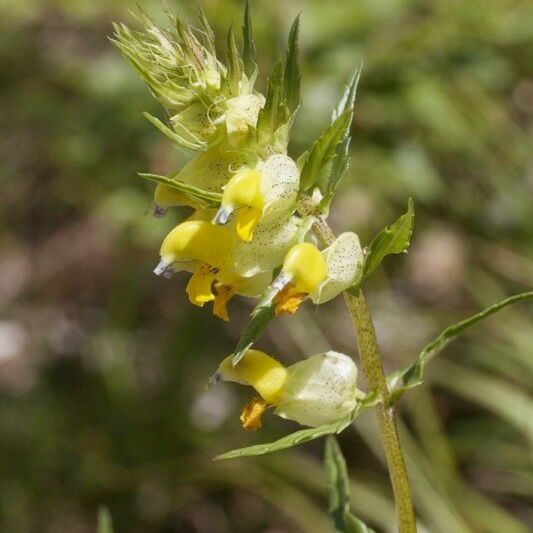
[311,232,364,304]
[275,351,359,427]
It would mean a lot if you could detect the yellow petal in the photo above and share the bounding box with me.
[235,208,262,242]
[186,265,216,306]
[212,283,235,321]
[273,283,308,315]
[218,349,288,404]
[281,243,328,294]
[240,396,270,431]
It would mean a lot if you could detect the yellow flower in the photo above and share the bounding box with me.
[212,154,299,241]
[270,233,364,314]
[217,349,359,429]
[154,217,272,320]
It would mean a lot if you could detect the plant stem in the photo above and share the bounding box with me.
[298,197,417,532]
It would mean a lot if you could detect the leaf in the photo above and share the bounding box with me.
[138,172,222,206]
[231,303,276,366]
[143,112,203,151]
[299,109,352,192]
[284,15,301,116]
[256,59,287,148]
[97,506,114,533]
[321,67,362,208]
[225,25,243,96]
[388,291,533,404]
[241,0,256,79]
[332,66,362,123]
[215,391,381,460]
[195,1,216,58]
[215,416,352,461]
[325,437,376,533]
[362,198,414,279]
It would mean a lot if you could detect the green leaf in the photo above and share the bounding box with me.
[325,437,376,533]
[215,416,352,461]
[284,15,301,115]
[97,506,114,533]
[332,66,362,123]
[225,25,243,96]
[138,172,222,206]
[388,291,533,404]
[195,1,216,58]
[231,303,276,366]
[143,112,203,151]
[215,391,381,460]
[242,0,256,79]
[299,109,352,192]
[362,198,414,280]
[320,67,362,209]
[256,59,287,148]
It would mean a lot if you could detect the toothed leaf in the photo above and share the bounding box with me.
[299,110,352,192]
[362,198,414,280]
[388,291,533,403]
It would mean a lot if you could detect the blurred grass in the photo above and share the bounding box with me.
[0,0,531,531]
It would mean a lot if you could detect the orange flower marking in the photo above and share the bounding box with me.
[240,396,270,431]
[273,283,308,315]
[213,282,235,321]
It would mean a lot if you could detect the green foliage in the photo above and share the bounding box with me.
[320,68,362,209]
[216,392,381,460]
[97,507,114,533]
[242,0,257,79]
[325,437,376,533]
[255,15,301,151]
[225,25,243,96]
[362,198,414,280]
[195,2,217,58]
[299,110,353,192]
[256,59,287,149]
[284,16,301,117]
[143,112,203,152]
[388,291,533,404]
[215,416,352,461]
[138,172,222,206]
[231,286,278,365]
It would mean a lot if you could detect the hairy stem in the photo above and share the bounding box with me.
[298,197,417,532]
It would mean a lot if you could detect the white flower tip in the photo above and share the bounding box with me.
[212,206,233,225]
[153,258,172,276]
[272,272,292,292]
[207,369,223,389]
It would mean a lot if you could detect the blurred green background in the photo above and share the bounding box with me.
[0,0,532,531]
